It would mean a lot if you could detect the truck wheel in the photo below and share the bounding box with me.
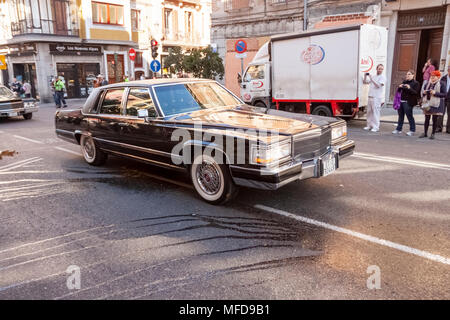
[254,101,267,109]
[23,113,32,120]
[80,136,107,166]
[312,105,332,117]
[190,154,237,205]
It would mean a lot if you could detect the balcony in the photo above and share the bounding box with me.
[9,0,79,38]
[11,20,79,37]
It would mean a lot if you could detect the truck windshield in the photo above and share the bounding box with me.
[244,65,265,81]
[154,82,242,116]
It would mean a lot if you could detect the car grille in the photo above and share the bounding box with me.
[0,101,23,111]
[293,126,331,161]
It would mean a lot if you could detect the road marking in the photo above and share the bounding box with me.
[0,157,42,172]
[13,135,44,145]
[0,225,114,255]
[254,204,450,266]
[54,146,80,156]
[353,152,450,171]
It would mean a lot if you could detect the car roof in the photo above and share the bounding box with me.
[103,78,215,89]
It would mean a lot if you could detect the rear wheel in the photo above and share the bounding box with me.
[312,105,333,117]
[190,154,237,205]
[23,113,32,120]
[80,136,107,166]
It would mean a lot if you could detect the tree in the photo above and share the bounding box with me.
[183,46,224,80]
[163,46,184,74]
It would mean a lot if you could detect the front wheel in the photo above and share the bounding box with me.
[190,154,237,205]
[80,136,107,166]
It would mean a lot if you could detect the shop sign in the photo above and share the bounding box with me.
[50,44,102,55]
[7,44,36,56]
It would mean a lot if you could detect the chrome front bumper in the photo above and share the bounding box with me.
[0,106,39,117]
[232,140,355,190]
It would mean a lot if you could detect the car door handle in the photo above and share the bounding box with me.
[117,122,129,127]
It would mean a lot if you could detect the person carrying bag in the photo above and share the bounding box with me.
[419,70,446,139]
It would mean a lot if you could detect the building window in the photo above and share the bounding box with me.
[92,2,124,25]
[185,11,193,41]
[224,0,251,11]
[131,9,139,31]
[164,8,172,38]
[135,52,143,68]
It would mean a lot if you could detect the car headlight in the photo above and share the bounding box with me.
[24,102,35,108]
[331,124,347,141]
[252,142,291,165]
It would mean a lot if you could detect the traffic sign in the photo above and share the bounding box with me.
[0,55,6,70]
[129,48,136,61]
[235,53,247,59]
[235,40,247,54]
[150,60,161,73]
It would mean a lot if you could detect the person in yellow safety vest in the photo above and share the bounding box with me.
[54,76,67,109]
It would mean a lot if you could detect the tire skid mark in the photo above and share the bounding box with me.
[109,256,317,300]
[0,215,298,271]
[54,244,293,300]
[0,214,302,295]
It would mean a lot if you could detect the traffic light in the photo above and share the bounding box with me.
[151,39,158,59]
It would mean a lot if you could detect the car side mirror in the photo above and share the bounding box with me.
[138,109,148,118]
[237,73,242,84]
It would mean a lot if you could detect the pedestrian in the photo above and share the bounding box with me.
[419,70,446,140]
[95,74,108,87]
[392,70,420,136]
[54,76,67,109]
[363,64,386,132]
[22,80,32,98]
[123,75,129,82]
[10,77,22,96]
[436,65,450,134]
[422,58,436,83]
[50,76,58,107]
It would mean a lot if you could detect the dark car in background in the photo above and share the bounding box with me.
[0,85,38,120]
[55,79,354,204]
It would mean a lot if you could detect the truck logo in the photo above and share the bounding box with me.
[243,93,252,101]
[360,56,374,73]
[252,81,263,89]
[301,45,325,65]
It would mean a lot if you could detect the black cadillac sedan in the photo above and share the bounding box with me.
[55,79,354,204]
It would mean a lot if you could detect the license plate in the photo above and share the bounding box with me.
[322,153,336,177]
[8,112,18,117]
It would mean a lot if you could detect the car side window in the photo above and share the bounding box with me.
[126,88,157,117]
[99,89,125,115]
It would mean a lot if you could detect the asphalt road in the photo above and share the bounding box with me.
[0,102,449,300]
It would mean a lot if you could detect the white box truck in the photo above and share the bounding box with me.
[239,24,388,119]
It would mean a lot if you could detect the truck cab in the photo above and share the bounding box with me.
[239,42,272,109]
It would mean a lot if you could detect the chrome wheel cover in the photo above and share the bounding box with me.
[82,137,96,162]
[196,160,221,196]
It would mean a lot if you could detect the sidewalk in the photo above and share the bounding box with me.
[38,98,449,128]
[38,98,87,109]
[356,103,449,126]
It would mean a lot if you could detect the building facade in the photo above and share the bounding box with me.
[0,0,211,103]
[212,0,450,102]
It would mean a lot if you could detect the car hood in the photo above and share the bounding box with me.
[164,105,322,138]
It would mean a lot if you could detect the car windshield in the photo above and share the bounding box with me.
[153,82,242,116]
[0,86,16,99]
